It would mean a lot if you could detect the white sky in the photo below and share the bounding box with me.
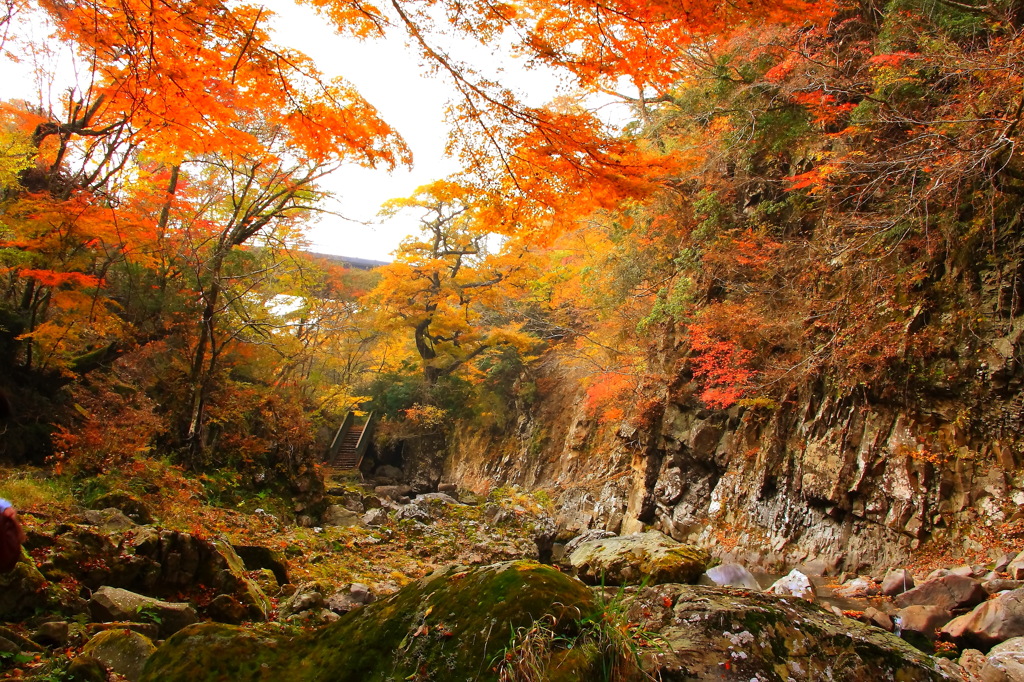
[0,2,628,261]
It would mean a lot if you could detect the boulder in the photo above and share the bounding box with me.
[882,568,916,597]
[894,574,988,612]
[982,636,1024,682]
[561,529,617,559]
[362,508,389,526]
[834,577,881,599]
[702,563,761,590]
[767,569,816,601]
[0,556,51,620]
[325,583,376,614]
[374,464,404,480]
[1008,552,1024,581]
[82,508,138,532]
[374,485,412,502]
[988,580,1024,594]
[206,594,250,624]
[322,505,364,527]
[623,584,948,680]
[82,629,157,682]
[90,491,154,524]
[231,545,289,587]
[394,504,431,523]
[863,606,894,632]
[897,605,953,644]
[33,620,70,647]
[279,583,325,618]
[67,656,109,682]
[89,586,198,637]
[569,530,708,586]
[941,588,1024,648]
[141,561,596,682]
[959,648,987,679]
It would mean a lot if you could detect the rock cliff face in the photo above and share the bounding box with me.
[442,347,1024,574]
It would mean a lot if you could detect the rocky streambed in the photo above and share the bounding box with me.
[1,476,1023,681]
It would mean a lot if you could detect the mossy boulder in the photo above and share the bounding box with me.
[623,584,949,680]
[141,560,596,682]
[81,628,157,682]
[568,531,709,586]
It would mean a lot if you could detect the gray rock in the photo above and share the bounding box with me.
[81,628,156,682]
[894,574,988,612]
[323,505,364,528]
[412,492,461,506]
[325,583,376,614]
[942,588,1024,648]
[882,568,916,596]
[374,485,413,502]
[982,636,1024,682]
[89,586,198,637]
[362,508,389,526]
[375,465,404,480]
[561,529,617,559]
[394,504,431,523]
[702,563,761,590]
[279,583,325,617]
[568,531,708,586]
[82,508,137,532]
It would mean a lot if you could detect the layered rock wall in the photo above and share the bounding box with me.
[442,354,1024,574]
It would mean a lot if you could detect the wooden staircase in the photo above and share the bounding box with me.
[323,411,375,476]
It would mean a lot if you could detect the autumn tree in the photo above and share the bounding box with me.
[368,180,536,389]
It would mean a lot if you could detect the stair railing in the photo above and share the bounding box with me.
[325,411,355,467]
[352,411,376,470]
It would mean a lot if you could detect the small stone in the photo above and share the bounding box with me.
[362,508,389,526]
[767,569,816,601]
[958,648,987,679]
[207,594,249,624]
[279,583,325,617]
[863,607,894,632]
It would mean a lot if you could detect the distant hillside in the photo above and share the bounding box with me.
[306,252,390,270]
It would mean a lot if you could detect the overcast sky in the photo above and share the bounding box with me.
[0,3,584,261]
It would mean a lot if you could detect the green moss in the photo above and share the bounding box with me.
[142,561,596,682]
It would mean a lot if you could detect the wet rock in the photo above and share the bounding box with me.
[941,588,1024,648]
[322,505,364,527]
[569,530,708,586]
[362,508,389,526]
[141,561,595,682]
[702,563,761,590]
[767,569,816,601]
[89,586,198,637]
[894,574,988,611]
[82,629,157,682]
[882,568,916,596]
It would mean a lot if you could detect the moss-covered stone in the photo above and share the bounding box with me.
[81,628,157,682]
[0,552,53,619]
[568,531,709,586]
[141,560,596,682]
[623,584,950,681]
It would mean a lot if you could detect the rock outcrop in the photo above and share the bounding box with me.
[567,530,708,586]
